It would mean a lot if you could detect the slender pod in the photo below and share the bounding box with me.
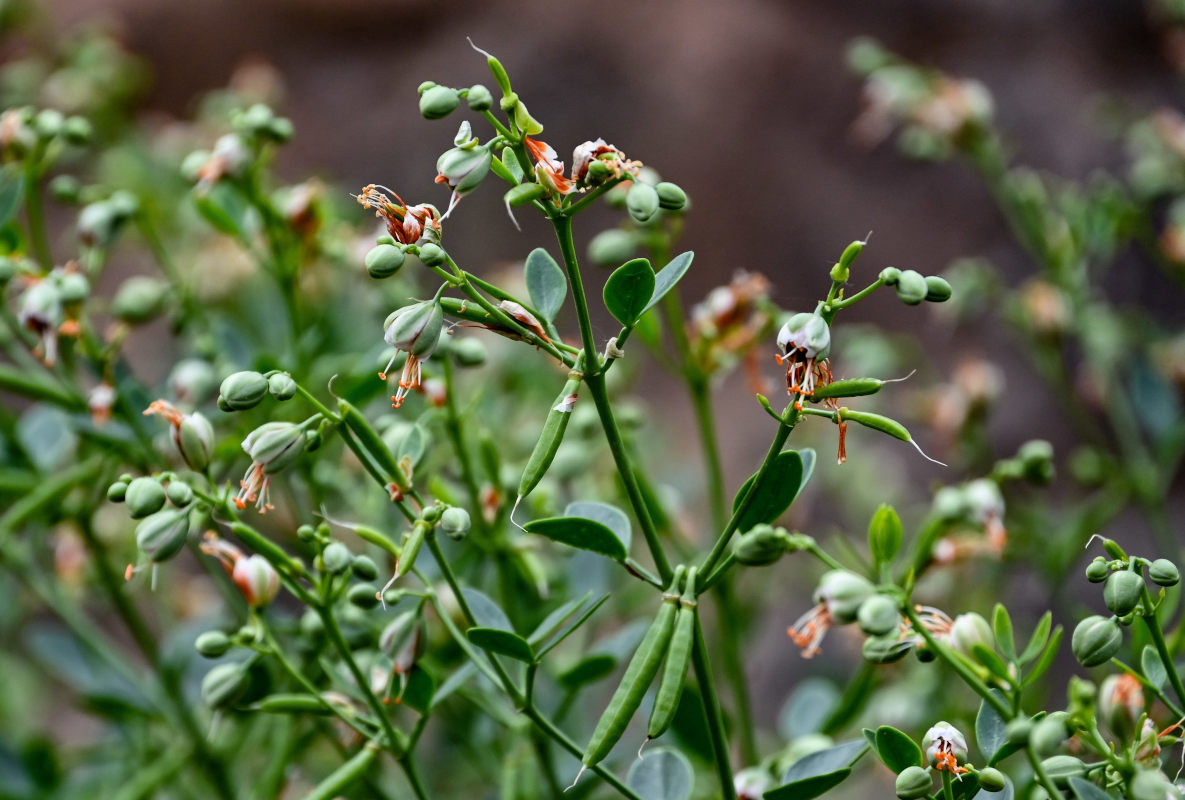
[839,407,946,465]
[257,694,334,714]
[571,566,685,788]
[644,567,698,752]
[512,367,583,520]
[396,520,431,578]
[810,377,883,401]
[304,743,380,800]
[339,399,411,494]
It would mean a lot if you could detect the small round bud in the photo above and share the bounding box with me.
[351,555,378,581]
[166,481,194,507]
[195,631,231,658]
[814,569,875,624]
[733,524,789,566]
[125,477,167,519]
[977,767,1006,793]
[135,509,190,563]
[365,243,405,279]
[879,266,901,285]
[923,275,952,302]
[856,595,900,636]
[895,270,928,305]
[111,276,168,324]
[265,117,294,142]
[1030,712,1070,756]
[267,373,297,401]
[201,662,249,709]
[34,108,64,139]
[948,612,993,658]
[440,507,471,540]
[176,411,214,471]
[416,243,447,267]
[61,116,92,145]
[56,272,89,304]
[654,182,687,211]
[107,481,127,502]
[1103,570,1144,616]
[895,766,932,800]
[625,181,660,224]
[297,524,317,542]
[1040,755,1085,786]
[1085,557,1110,583]
[49,175,81,203]
[1004,718,1032,746]
[219,371,269,411]
[348,583,380,609]
[1129,770,1178,800]
[587,228,636,268]
[420,85,460,120]
[466,84,493,111]
[1149,559,1180,587]
[1072,615,1123,668]
[322,542,351,574]
[450,337,487,367]
[863,633,912,663]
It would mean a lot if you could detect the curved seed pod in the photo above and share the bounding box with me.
[396,521,431,578]
[839,408,946,466]
[339,399,410,494]
[810,377,883,401]
[516,369,583,503]
[576,567,685,782]
[257,694,335,714]
[645,567,698,748]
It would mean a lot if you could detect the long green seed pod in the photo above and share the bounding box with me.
[515,369,583,504]
[572,567,684,787]
[395,521,430,578]
[257,694,334,715]
[810,377,883,401]
[839,407,945,465]
[305,743,379,800]
[339,400,410,494]
[644,567,698,750]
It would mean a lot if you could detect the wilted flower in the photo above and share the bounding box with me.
[18,278,65,366]
[569,138,641,187]
[356,184,442,246]
[787,569,874,658]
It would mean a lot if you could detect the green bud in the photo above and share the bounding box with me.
[588,229,636,268]
[420,85,460,120]
[34,108,64,139]
[61,116,92,145]
[49,175,81,203]
[977,767,1006,793]
[1017,439,1055,483]
[856,595,900,636]
[322,542,351,574]
[265,117,294,142]
[450,337,486,367]
[440,507,471,540]
[733,524,789,566]
[879,266,901,285]
[948,612,994,658]
[895,269,928,305]
[1129,770,1179,800]
[348,583,380,609]
[166,481,194,507]
[351,555,378,581]
[654,182,687,211]
[1085,557,1110,583]
[466,84,493,111]
[385,300,444,359]
[135,508,190,562]
[1004,718,1032,746]
[1072,615,1123,668]
[176,411,214,471]
[895,766,932,800]
[625,181,660,224]
[219,371,269,411]
[1103,570,1144,616]
[1040,755,1085,786]
[201,662,249,709]
[416,243,447,268]
[814,569,875,623]
[107,481,127,502]
[1149,559,1180,587]
[126,477,167,519]
[365,243,405,279]
[923,275,952,302]
[195,631,231,658]
[839,239,865,269]
[863,633,913,663]
[111,276,168,324]
[267,373,297,401]
[56,272,89,304]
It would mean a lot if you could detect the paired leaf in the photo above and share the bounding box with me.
[603,258,655,326]
[627,747,693,800]
[874,726,922,772]
[767,740,868,800]
[466,627,535,663]
[565,501,632,553]
[1021,626,1063,688]
[732,449,811,532]
[868,505,903,566]
[971,644,1013,685]
[524,248,567,321]
[1019,612,1052,663]
[640,251,694,315]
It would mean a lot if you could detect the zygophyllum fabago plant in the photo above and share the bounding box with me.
[2,27,1185,800]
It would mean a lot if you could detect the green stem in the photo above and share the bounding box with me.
[400,752,432,800]
[439,356,488,539]
[901,604,1010,719]
[521,707,647,800]
[691,616,738,800]
[1140,584,1185,711]
[23,149,52,270]
[1025,744,1064,799]
[940,770,955,800]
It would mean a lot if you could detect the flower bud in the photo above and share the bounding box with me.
[126,477,167,519]
[1085,557,1110,583]
[466,84,493,111]
[879,266,902,285]
[267,373,297,401]
[895,269,928,305]
[62,116,92,145]
[232,554,279,607]
[977,767,1006,793]
[924,275,952,302]
[733,524,789,566]
[1099,674,1144,739]
[450,337,487,367]
[175,411,214,471]
[1072,615,1123,668]
[1017,439,1054,483]
[1129,770,1180,800]
[57,271,89,304]
[1149,559,1180,587]
[201,662,249,709]
[219,371,269,411]
[655,182,687,211]
[195,631,231,658]
[34,108,63,139]
[895,766,932,800]
[948,612,993,658]
[385,301,444,359]
[420,85,460,120]
[348,582,380,608]
[169,359,218,405]
[1040,755,1086,786]
[1103,570,1144,616]
[436,146,492,195]
[111,276,168,324]
[166,481,194,507]
[440,507,471,540]
[416,243,447,267]
[322,542,351,574]
[863,633,912,663]
[242,422,305,475]
[351,555,379,580]
[107,481,128,502]
[734,767,772,800]
[588,229,636,268]
[814,569,875,624]
[922,722,967,766]
[857,595,900,636]
[626,181,660,224]
[135,508,190,563]
[365,243,405,279]
[778,313,832,360]
[1004,718,1032,745]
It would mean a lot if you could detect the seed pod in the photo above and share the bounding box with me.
[466,84,493,111]
[580,568,684,775]
[1040,755,1086,786]
[322,542,352,575]
[516,370,583,503]
[258,694,334,715]
[810,377,883,401]
[1072,615,1123,668]
[1085,557,1110,583]
[625,182,660,224]
[195,631,232,658]
[654,182,687,211]
[420,85,460,120]
[923,275,952,302]
[126,477,167,519]
[879,266,902,286]
[219,371,269,411]
[268,373,297,401]
[895,766,932,800]
[396,521,430,577]
[895,270,928,305]
[111,276,168,324]
[1149,559,1179,587]
[440,507,471,540]
[840,408,944,465]
[339,400,408,494]
[977,767,1006,793]
[201,662,249,709]
[646,568,697,745]
[166,481,194,507]
[732,524,789,566]
[1103,570,1144,616]
[856,595,900,636]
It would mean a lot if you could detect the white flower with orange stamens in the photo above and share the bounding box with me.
[234,421,305,513]
[923,722,969,775]
[381,299,444,409]
[787,569,873,658]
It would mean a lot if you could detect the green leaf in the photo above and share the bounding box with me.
[1022,627,1063,688]
[821,664,876,735]
[603,257,655,326]
[1019,612,1052,664]
[466,627,535,663]
[193,183,250,238]
[0,163,25,228]
[524,248,567,321]
[524,516,628,562]
[868,505,903,567]
[874,726,922,772]
[975,693,1007,764]
[460,588,514,632]
[627,747,693,800]
[640,251,694,315]
[1141,644,1167,690]
[778,677,839,739]
[564,501,632,553]
[397,423,430,467]
[781,740,868,784]
[400,668,435,713]
[764,769,851,800]
[992,604,1016,661]
[533,594,609,659]
[556,654,617,690]
[17,405,77,472]
[527,594,592,646]
[732,450,807,531]
[971,644,1013,685]
[1068,777,1112,800]
[501,147,524,183]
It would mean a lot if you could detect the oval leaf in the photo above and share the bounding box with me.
[604,258,655,327]
[782,739,868,783]
[400,668,435,713]
[778,677,839,739]
[565,501,632,553]
[764,768,851,800]
[868,505,903,566]
[524,516,628,561]
[524,248,567,321]
[875,726,922,773]
[975,693,1007,764]
[641,251,694,314]
[1141,644,1167,690]
[732,450,807,531]
[466,627,534,663]
[460,588,514,632]
[627,747,693,800]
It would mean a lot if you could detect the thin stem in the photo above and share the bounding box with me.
[1025,744,1064,799]
[522,707,647,800]
[439,356,488,539]
[901,604,1010,719]
[23,147,52,270]
[1140,583,1185,711]
[400,752,432,800]
[691,616,738,800]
